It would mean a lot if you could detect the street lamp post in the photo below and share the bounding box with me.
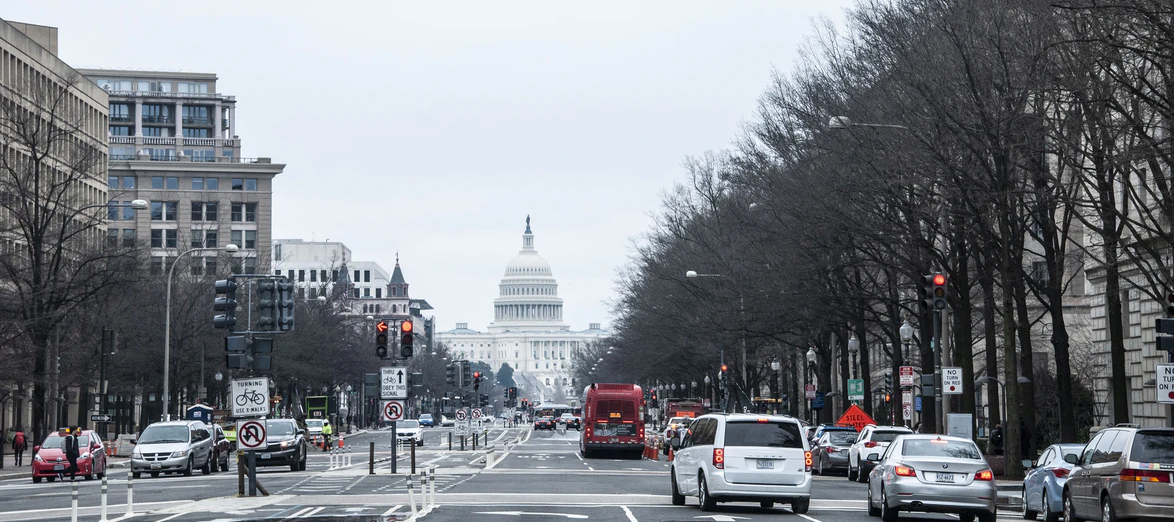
[848,334,860,380]
[899,320,914,364]
[162,243,239,421]
[704,375,712,411]
[770,360,781,414]
[686,270,747,411]
[214,371,223,408]
[806,346,817,424]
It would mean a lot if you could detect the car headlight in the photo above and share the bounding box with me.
[132,450,142,458]
[34,454,44,462]
[171,450,189,458]
[280,440,294,449]
[80,452,91,460]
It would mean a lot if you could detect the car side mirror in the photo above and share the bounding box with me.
[129,440,136,445]
[297,429,305,435]
[1064,453,1079,465]
[670,436,682,449]
[867,453,880,461]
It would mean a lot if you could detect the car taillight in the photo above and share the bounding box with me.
[975,469,994,481]
[894,465,917,477]
[804,451,813,472]
[864,441,878,448]
[1049,467,1070,479]
[1121,469,1172,482]
[713,448,724,469]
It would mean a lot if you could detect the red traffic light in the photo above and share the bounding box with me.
[401,320,413,333]
[376,321,389,333]
[721,364,728,372]
[473,371,481,379]
[933,274,946,286]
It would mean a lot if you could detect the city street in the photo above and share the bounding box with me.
[0,425,1026,522]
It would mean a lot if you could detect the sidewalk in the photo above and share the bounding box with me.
[0,452,130,481]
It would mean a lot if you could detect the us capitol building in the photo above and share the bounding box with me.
[436,217,609,402]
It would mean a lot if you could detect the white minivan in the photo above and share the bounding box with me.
[669,413,812,513]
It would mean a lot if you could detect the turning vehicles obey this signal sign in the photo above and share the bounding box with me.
[237,420,267,450]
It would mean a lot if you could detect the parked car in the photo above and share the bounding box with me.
[396,420,425,446]
[534,417,555,430]
[662,416,693,454]
[848,425,913,481]
[813,430,859,475]
[1022,443,1083,522]
[131,420,216,478]
[810,424,857,445]
[865,434,996,522]
[31,429,108,483]
[669,413,812,513]
[210,424,232,472]
[1062,425,1174,522]
[254,418,308,472]
[419,414,435,427]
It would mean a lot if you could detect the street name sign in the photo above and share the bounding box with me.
[230,377,271,417]
[899,366,915,386]
[237,419,267,450]
[848,379,864,402]
[381,366,408,400]
[1157,364,1174,404]
[942,367,963,394]
[382,400,404,421]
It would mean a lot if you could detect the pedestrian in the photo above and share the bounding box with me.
[912,422,922,434]
[11,427,27,466]
[989,424,1004,456]
[64,426,81,480]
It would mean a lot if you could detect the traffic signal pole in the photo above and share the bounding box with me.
[934,308,943,434]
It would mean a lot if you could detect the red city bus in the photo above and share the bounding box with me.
[580,383,645,458]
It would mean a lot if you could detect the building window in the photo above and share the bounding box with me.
[151,202,177,221]
[310,270,317,282]
[274,243,282,261]
[244,178,257,191]
[332,270,339,282]
[182,106,210,125]
[231,203,242,221]
[298,270,305,282]
[191,229,218,248]
[150,229,177,248]
[244,257,257,274]
[320,270,327,282]
[354,270,360,282]
[121,229,136,247]
[166,177,178,189]
[192,177,204,190]
[147,148,175,161]
[206,177,219,190]
[231,178,244,190]
[364,287,371,297]
[245,203,256,222]
[109,126,130,136]
[110,103,130,121]
[177,82,208,93]
[364,270,371,282]
[138,81,171,92]
[230,230,257,249]
[185,149,215,162]
[121,176,136,189]
[230,203,257,222]
[353,288,360,298]
[142,126,164,137]
[106,229,119,249]
[375,288,381,298]
[151,177,164,189]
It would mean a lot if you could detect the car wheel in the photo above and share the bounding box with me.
[858,463,869,483]
[1063,491,1076,522]
[979,510,997,522]
[290,449,300,472]
[880,488,899,522]
[848,463,858,481]
[670,468,686,506]
[1043,491,1060,522]
[132,471,141,479]
[760,501,774,508]
[698,473,716,511]
[221,455,230,473]
[867,481,881,516]
[814,454,823,475]
[961,513,976,522]
[1100,495,1116,522]
[299,450,307,471]
[183,456,194,476]
[201,454,212,475]
[791,497,809,515]
[1024,490,1039,520]
[32,476,41,484]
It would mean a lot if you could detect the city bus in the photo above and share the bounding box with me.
[580,383,645,458]
[534,403,575,419]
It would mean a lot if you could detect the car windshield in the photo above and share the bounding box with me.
[266,421,296,436]
[41,434,91,449]
[724,421,804,448]
[420,414,432,420]
[829,432,857,445]
[399,420,420,429]
[1131,431,1174,464]
[139,425,189,444]
[872,430,910,443]
[902,439,982,459]
[306,420,323,429]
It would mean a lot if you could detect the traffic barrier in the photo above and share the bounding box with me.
[407,474,418,517]
[70,482,78,522]
[99,474,108,522]
[125,469,134,516]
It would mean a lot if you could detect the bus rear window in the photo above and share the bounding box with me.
[724,421,804,448]
[595,400,636,421]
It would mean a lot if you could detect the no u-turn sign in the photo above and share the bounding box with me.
[1157,364,1174,404]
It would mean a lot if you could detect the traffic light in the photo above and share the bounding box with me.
[225,336,272,370]
[473,371,482,392]
[462,361,472,388]
[919,274,934,311]
[446,362,457,385]
[480,393,489,408]
[650,389,658,407]
[213,279,237,329]
[276,279,296,331]
[1158,290,1174,353]
[885,394,891,403]
[931,273,948,310]
[375,320,389,359]
[257,279,277,331]
[400,319,414,358]
[885,373,893,390]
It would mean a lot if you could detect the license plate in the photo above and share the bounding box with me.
[150,463,161,469]
[756,460,775,469]
[261,453,271,459]
[53,464,64,471]
[935,472,954,483]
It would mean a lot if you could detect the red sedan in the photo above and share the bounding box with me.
[32,429,108,483]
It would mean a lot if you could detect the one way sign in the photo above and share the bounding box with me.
[381,366,407,400]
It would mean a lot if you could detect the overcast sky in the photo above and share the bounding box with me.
[6,1,856,331]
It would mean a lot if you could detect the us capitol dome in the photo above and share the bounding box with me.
[436,216,610,403]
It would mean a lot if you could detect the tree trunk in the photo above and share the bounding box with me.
[1014,273,1038,459]
[1000,207,1024,479]
[980,260,1001,429]
[951,232,976,425]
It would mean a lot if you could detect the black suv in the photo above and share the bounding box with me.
[255,419,308,472]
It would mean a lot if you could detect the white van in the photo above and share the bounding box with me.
[669,413,812,513]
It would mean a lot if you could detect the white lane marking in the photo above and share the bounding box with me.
[587,466,595,471]
[156,514,184,522]
[621,505,639,522]
[298,506,326,518]
[381,505,403,516]
[798,513,823,522]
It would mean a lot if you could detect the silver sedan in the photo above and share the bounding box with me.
[866,434,997,522]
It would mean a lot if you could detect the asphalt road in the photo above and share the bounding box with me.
[0,424,1025,522]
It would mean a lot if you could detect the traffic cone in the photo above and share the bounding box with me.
[338,438,345,449]
[667,446,674,462]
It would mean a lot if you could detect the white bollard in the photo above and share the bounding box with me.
[99,474,108,522]
[125,469,134,516]
[71,482,78,522]
[407,474,418,516]
[429,467,437,507]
